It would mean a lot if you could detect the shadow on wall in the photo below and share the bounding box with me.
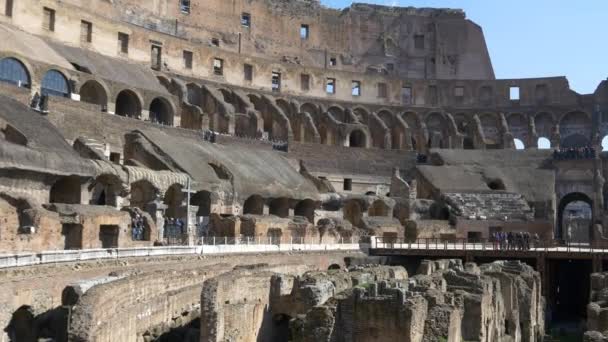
[4,305,69,342]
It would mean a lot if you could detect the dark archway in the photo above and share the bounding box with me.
[163,184,184,218]
[369,200,390,217]
[294,199,315,223]
[269,197,289,218]
[349,129,367,148]
[115,90,142,118]
[190,190,212,217]
[129,180,157,211]
[50,176,82,204]
[89,174,123,207]
[79,80,107,111]
[41,70,70,97]
[243,195,264,215]
[0,57,30,88]
[557,192,593,242]
[343,200,363,227]
[149,97,173,125]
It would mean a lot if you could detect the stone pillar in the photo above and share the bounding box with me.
[176,204,199,245]
[146,199,167,241]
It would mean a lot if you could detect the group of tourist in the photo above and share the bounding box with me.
[416,153,428,164]
[203,130,218,143]
[30,92,49,113]
[491,231,540,251]
[553,146,596,160]
[272,142,289,152]
[131,213,146,241]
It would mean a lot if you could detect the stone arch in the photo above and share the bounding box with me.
[163,184,184,218]
[318,124,334,145]
[115,89,142,118]
[479,113,501,146]
[559,111,592,148]
[402,111,424,151]
[50,176,82,204]
[507,113,529,145]
[269,197,290,218]
[191,190,212,217]
[186,83,202,106]
[243,195,264,215]
[557,192,593,242]
[0,194,34,229]
[538,137,551,149]
[513,138,525,150]
[343,200,363,227]
[130,180,157,211]
[294,199,315,223]
[149,97,174,126]
[249,94,289,141]
[300,102,320,124]
[79,79,108,111]
[88,174,124,207]
[0,57,31,88]
[348,129,367,148]
[327,105,349,123]
[41,69,70,97]
[378,109,405,149]
[425,112,449,148]
[369,199,390,217]
[534,112,555,139]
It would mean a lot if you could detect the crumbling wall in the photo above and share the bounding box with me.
[291,260,544,342]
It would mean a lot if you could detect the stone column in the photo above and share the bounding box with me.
[146,199,167,241]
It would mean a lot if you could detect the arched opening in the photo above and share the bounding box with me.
[349,129,366,148]
[479,114,500,146]
[538,137,551,149]
[0,57,30,88]
[243,195,264,215]
[163,184,184,218]
[560,111,591,148]
[269,197,290,218]
[149,97,173,125]
[41,69,70,97]
[89,174,123,207]
[328,264,341,270]
[115,90,142,118]
[50,176,82,204]
[514,138,525,150]
[463,137,475,150]
[294,199,315,223]
[558,192,593,243]
[430,202,450,220]
[343,200,363,227]
[190,190,212,217]
[369,200,390,217]
[129,180,157,211]
[79,80,107,111]
[486,179,506,191]
[602,136,608,152]
[0,194,34,229]
[272,314,293,341]
[186,83,201,106]
[5,306,35,342]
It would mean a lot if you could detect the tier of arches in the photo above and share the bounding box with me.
[2,55,600,152]
[0,56,176,125]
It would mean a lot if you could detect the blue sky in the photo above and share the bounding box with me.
[321,0,607,94]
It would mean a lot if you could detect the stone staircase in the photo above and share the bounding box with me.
[443,191,534,221]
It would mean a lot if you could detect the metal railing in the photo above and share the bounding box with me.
[199,236,357,246]
[372,237,608,254]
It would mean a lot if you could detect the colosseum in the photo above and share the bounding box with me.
[0,0,606,341]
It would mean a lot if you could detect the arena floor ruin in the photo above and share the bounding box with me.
[0,0,607,341]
